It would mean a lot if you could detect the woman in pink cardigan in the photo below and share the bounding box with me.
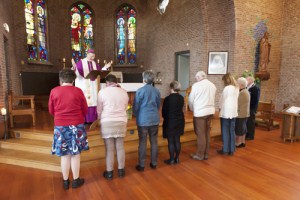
[97,74,129,180]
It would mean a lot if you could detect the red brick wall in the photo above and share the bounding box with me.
[277,0,300,109]
[0,1,19,108]
[234,0,284,111]
[0,0,298,113]
[141,0,235,100]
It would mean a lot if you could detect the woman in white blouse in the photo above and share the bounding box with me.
[218,73,239,155]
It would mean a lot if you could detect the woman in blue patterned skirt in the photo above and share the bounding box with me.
[49,69,89,190]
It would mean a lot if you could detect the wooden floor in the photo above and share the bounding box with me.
[1,124,300,200]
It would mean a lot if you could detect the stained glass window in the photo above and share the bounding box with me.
[116,5,137,65]
[24,0,48,61]
[71,3,94,62]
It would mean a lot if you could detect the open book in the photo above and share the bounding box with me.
[285,106,300,115]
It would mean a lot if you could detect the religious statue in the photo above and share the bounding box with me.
[259,32,271,72]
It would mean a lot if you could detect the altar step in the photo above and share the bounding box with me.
[0,120,213,172]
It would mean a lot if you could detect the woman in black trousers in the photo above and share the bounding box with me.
[162,81,185,164]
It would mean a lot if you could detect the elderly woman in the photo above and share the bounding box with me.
[97,74,129,180]
[49,69,88,190]
[236,77,250,147]
[133,70,161,171]
[162,81,185,165]
[217,73,239,155]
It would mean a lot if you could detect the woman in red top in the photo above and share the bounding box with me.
[49,69,88,190]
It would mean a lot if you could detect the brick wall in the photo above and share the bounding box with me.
[141,0,235,103]
[234,0,284,111]
[277,0,300,110]
[0,0,19,107]
[1,0,298,113]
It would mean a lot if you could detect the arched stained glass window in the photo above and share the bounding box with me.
[116,4,137,65]
[24,0,48,61]
[70,3,94,62]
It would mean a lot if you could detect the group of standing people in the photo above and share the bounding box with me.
[216,74,260,155]
[48,50,260,190]
[188,71,260,158]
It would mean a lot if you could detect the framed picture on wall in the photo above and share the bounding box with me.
[207,51,228,75]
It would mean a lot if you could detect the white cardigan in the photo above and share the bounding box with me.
[219,85,239,119]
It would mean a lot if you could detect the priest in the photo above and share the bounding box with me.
[72,49,101,124]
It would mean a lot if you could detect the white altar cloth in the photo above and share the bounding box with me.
[100,83,145,92]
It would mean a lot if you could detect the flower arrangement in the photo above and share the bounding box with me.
[242,70,260,85]
[127,104,133,120]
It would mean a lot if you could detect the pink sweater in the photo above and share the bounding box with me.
[97,86,129,123]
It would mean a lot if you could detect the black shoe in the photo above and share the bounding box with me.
[246,137,254,140]
[118,169,125,178]
[72,178,84,188]
[236,143,246,148]
[204,154,208,160]
[164,159,175,165]
[150,163,157,169]
[135,165,144,172]
[63,179,69,190]
[217,149,227,155]
[228,152,234,156]
[103,171,113,180]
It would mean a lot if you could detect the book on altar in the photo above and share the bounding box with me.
[84,70,110,79]
[285,106,300,115]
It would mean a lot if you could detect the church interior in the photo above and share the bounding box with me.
[0,0,300,199]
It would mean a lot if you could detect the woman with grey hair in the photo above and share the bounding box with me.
[133,70,161,171]
[235,77,250,148]
[162,81,185,164]
[49,69,88,190]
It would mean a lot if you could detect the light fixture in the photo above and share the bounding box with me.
[1,108,7,115]
[1,108,8,140]
[3,23,9,33]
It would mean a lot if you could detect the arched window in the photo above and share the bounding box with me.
[24,0,48,62]
[116,4,137,65]
[70,3,94,62]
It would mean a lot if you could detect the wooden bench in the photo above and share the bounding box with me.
[255,101,280,131]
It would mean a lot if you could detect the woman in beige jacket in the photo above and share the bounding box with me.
[235,77,250,147]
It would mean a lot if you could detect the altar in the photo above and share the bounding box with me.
[100,83,145,104]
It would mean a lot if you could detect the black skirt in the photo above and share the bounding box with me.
[235,118,248,136]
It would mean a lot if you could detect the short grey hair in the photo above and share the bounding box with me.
[143,70,155,84]
[170,81,181,92]
[237,77,248,88]
[246,76,255,84]
[195,71,207,81]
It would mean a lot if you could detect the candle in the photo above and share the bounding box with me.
[1,108,7,115]
[62,58,66,62]
[97,59,100,64]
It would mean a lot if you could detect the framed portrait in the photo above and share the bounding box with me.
[207,51,228,75]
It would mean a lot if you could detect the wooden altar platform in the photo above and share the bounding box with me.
[0,110,221,172]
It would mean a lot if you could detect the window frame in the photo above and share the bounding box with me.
[25,0,51,65]
[114,4,138,67]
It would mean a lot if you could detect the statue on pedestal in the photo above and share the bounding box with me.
[256,31,271,81]
[259,32,271,72]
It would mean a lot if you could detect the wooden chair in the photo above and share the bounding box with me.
[184,86,192,111]
[255,100,279,131]
[8,93,36,128]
